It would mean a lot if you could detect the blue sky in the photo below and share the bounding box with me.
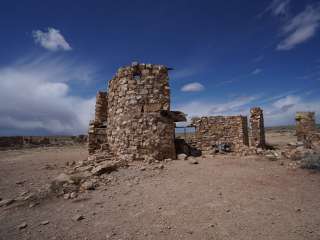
[0,0,320,135]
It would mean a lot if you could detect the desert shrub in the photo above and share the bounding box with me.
[300,154,320,171]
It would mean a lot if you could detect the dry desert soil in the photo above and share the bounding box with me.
[0,131,320,240]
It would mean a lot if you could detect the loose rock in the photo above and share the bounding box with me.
[81,180,95,190]
[52,173,72,185]
[91,162,118,176]
[18,222,28,230]
[140,166,146,171]
[0,199,15,207]
[70,192,78,199]
[177,154,188,160]
[72,214,85,221]
[63,193,71,199]
[188,158,199,164]
[40,220,50,225]
[157,164,164,169]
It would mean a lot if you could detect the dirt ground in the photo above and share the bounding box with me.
[1,131,320,240]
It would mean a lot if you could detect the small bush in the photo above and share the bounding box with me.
[301,154,320,171]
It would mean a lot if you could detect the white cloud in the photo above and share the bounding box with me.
[264,95,320,126]
[176,96,257,120]
[268,0,291,17]
[272,95,300,109]
[0,55,96,135]
[209,96,257,115]
[181,82,204,92]
[277,4,320,50]
[175,94,320,127]
[251,68,262,75]
[33,28,72,51]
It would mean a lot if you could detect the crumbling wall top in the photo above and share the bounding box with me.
[114,63,169,79]
[296,112,315,120]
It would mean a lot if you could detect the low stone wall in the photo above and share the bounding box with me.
[0,136,24,148]
[191,116,249,153]
[0,136,87,150]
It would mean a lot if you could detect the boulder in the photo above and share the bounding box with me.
[177,154,188,160]
[265,154,277,161]
[53,173,72,184]
[81,180,96,190]
[256,148,264,154]
[18,222,28,230]
[40,220,50,225]
[72,214,84,221]
[188,158,199,164]
[91,162,118,176]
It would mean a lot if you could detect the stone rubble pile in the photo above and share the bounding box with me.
[49,159,127,198]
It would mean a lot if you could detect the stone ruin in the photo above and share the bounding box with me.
[295,112,320,147]
[88,62,269,162]
[296,112,316,142]
[250,107,266,148]
[88,62,186,162]
[189,107,266,154]
[190,116,249,153]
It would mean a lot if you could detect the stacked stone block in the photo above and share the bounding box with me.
[191,116,249,153]
[88,92,108,155]
[250,107,266,148]
[95,91,108,123]
[88,121,107,154]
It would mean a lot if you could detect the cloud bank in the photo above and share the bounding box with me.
[33,28,72,51]
[176,94,320,127]
[268,0,291,17]
[181,82,204,92]
[0,55,96,136]
[277,3,320,50]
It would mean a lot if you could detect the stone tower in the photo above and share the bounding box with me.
[250,107,266,148]
[88,62,186,162]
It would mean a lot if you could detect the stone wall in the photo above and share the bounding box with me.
[88,62,186,162]
[191,116,249,153]
[0,136,24,149]
[88,121,107,155]
[296,112,316,142]
[88,91,108,154]
[250,107,266,148]
[295,112,319,148]
[95,91,108,123]
[0,136,87,150]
